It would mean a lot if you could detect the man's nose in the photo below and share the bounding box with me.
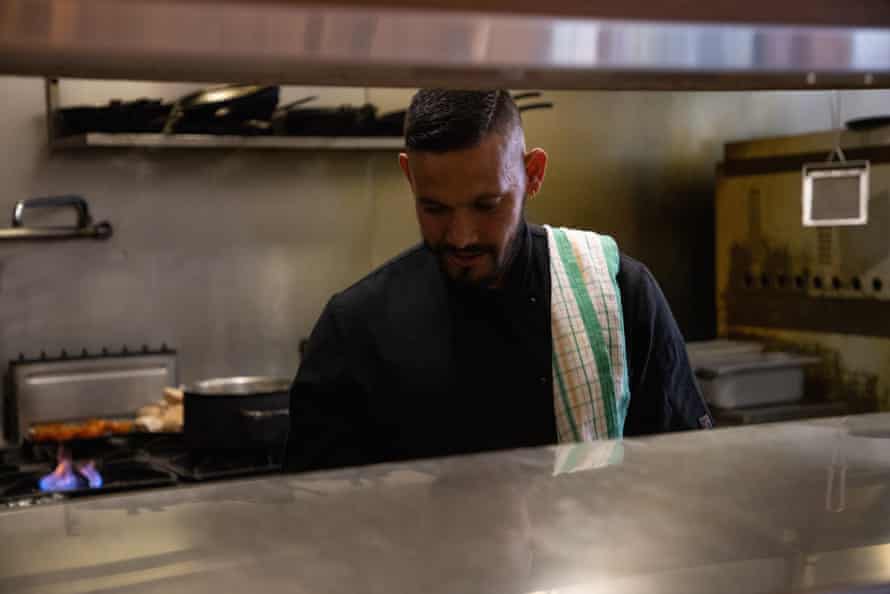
[444,209,479,249]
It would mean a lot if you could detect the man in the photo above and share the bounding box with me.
[284,89,711,473]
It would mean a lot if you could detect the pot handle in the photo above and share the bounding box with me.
[5,196,113,241]
[240,408,290,421]
[13,195,92,228]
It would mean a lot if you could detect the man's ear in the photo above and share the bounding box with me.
[524,148,548,198]
[399,153,413,189]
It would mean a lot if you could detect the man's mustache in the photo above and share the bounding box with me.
[434,244,496,257]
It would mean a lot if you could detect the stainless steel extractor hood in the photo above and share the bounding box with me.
[2,0,890,89]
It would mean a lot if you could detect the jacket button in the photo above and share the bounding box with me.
[529,296,537,304]
[538,376,547,385]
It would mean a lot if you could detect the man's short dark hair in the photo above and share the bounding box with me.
[404,89,521,152]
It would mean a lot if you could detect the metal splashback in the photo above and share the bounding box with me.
[7,351,177,442]
[2,0,890,89]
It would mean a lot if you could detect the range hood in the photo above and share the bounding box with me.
[2,0,890,89]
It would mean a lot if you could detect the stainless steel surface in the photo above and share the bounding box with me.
[10,353,177,440]
[3,0,890,89]
[51,133,405,150]
[187,376,291,397]
[0,78,387,445]
[2,415,890,593]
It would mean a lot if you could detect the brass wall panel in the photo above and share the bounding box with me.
[717,149,890,410]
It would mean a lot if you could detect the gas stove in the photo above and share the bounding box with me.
[0,433,284,509]
[2,347,285,510]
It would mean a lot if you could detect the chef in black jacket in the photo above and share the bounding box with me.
[284,89,711,473]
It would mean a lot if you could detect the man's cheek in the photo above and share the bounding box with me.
[418,218,443,246]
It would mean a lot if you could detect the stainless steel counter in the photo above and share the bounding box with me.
[2,415,890,594]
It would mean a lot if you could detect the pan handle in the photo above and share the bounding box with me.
[240,408,290,446]
[240,408,290,421]
[277,96,319,111]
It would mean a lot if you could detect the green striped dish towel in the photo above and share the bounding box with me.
[546,225,630,442]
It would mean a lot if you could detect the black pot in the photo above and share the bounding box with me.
[184,377,290,450]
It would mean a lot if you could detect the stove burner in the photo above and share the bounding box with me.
[79,461,103,488]
[1,433,283,509]
[38,447,104,493]
[2,460,177,507]
[39,459,87,492]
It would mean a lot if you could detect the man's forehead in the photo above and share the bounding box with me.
[407,133,521,185]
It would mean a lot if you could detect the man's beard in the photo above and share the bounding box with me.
[426,220,524,290]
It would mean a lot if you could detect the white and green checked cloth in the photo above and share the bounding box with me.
[545,225,630,443]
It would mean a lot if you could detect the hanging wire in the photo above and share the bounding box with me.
[826,91,847,163]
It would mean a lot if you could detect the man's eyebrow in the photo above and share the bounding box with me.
[416,194,501,206]
[417,196,446,205]
[472,193,502,202]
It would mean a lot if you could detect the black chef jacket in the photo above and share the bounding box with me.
[284,223,712,473]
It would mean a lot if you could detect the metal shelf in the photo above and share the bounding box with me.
[51,133,405,151]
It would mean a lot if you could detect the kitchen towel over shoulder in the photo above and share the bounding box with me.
[545,226,630,442]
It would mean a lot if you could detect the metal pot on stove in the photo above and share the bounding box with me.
[184,377,291,450]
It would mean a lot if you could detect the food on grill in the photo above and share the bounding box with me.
[163,386,184,405]
[162,405,184,432]
[29,418,134,442]
[29,424,65,442]
[135,387,184,433]
[136,415,164,433]
[107,420,134,434]
[138,403,164,418]
[32,386,184,440]
[79,419,108,439]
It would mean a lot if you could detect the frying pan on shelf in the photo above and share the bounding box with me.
[846,116,890,132]
[163,84,280,134]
